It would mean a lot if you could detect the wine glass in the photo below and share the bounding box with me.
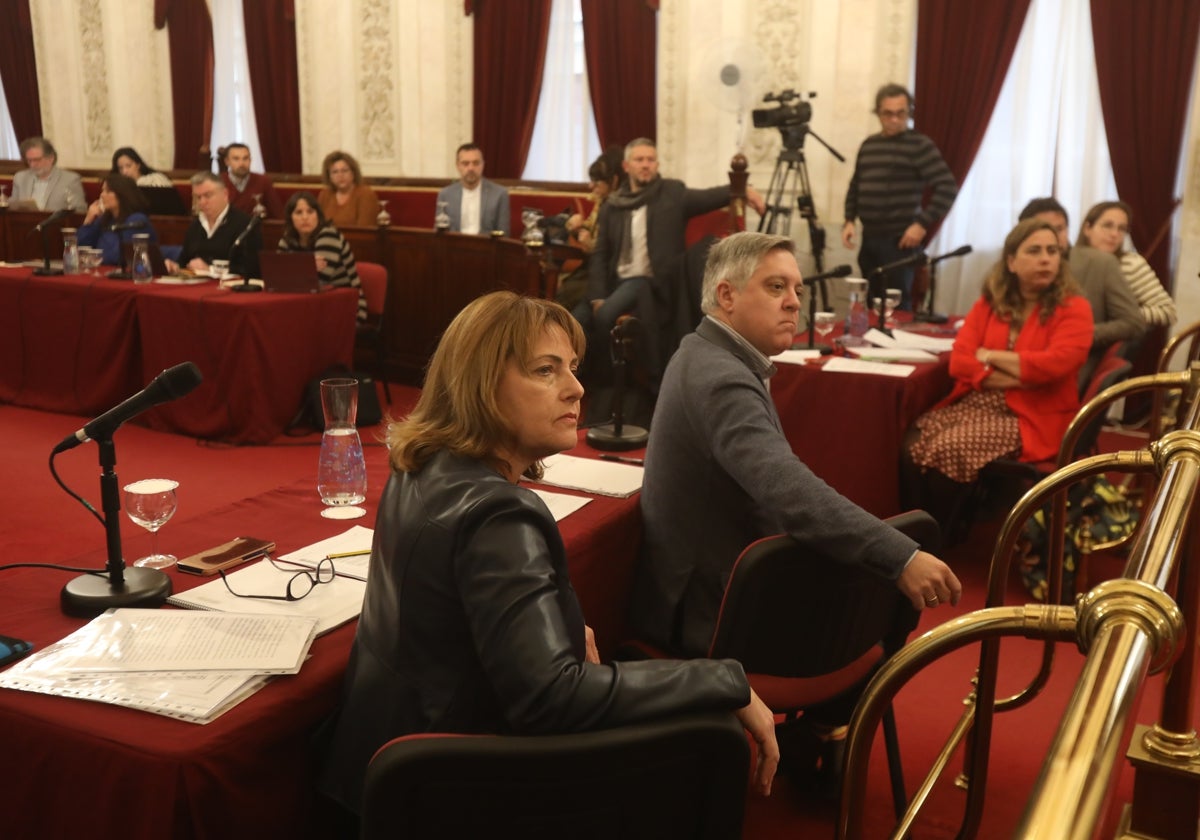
[251,193,266,219]
[885,288,902,327]
[376,199,392,227]
[814,311,837,346]
[124,478,179,568]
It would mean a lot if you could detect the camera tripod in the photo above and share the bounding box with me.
[756,127,844,313]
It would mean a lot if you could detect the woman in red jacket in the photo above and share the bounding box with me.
[904,217,1093,527]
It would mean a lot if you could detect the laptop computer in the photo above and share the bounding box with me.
[260,250,323,293]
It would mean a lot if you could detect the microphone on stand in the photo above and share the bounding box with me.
[55,362,204,617]
[870,252,928,330]
[29,209,73,276]
[54,362,203,453]
[30,208,71,234]
[229,214,263,293]
[802,265,852,351]
[587,317,649,451]
[916,244,973,323]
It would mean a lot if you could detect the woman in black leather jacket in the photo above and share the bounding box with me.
[319,291,777,814]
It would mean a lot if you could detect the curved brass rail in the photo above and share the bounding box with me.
[838,366,1200,840]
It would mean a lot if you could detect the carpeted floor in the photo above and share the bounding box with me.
[0,397,1178,838]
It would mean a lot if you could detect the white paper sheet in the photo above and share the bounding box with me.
[821,355,916,378]
[770,348,824,365]
[536,454,643,498]
[530,488,592,521]
[277,525,375,581]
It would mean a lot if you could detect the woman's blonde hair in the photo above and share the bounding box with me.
[981,217,1079,324]
[387,291,585,480]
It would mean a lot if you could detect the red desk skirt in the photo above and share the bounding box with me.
[0,433,641,840]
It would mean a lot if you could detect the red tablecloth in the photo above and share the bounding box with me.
[0,269,356,444]
[0,435,642,840]
[771,351,953,518]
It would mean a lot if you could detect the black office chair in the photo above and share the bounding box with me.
[360,712,750,840]
[707,510,935,818]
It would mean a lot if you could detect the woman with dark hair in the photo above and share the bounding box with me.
[111,146,173,188]
[903,218,1093,525]
[318,290,777,818]
[77,173,157,266]
[1077,200,1177,328]
[317,150,381,228]
[278,191,366,322]
[558,146,626,314]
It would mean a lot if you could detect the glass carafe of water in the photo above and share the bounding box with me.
[317,377,367,518]
[843,277,870,344]
[130,233,153,284]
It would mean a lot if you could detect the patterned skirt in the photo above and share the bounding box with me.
[908,390,1021,483]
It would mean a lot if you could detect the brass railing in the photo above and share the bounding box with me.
[839,363,1200,839]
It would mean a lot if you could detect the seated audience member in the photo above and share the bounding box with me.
[278,191,367,323]
[12,136,86,211]
[1018,197,1144,382]
[220,142,284,219]
[77,174,158,267]
[632,232,959,784]
[165,172,262,279]
[903,218,1093,526]
[111,146,173,187]
[317,150,381,228]
[1077,200,1177,330]
[436,142,510,236]
[557,145,624,315]
[318,291,778,817]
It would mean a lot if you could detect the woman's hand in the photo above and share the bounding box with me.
[735,688,779,796]
[83,200,102,225]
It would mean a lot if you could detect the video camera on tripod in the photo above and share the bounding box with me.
[752,89,815,150]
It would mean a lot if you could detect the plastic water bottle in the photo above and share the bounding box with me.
[316,378,367,509]
[62,227,79,275]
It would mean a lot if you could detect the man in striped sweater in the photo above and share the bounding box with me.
[841,83,958,310]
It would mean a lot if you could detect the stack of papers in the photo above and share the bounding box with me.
[822,355,916,378]
[866,327,956,353]
[535,454,644,498]
[770,348,824,365]
[0,609,318,724]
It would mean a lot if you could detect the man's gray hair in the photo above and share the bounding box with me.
[190,171,224,189]
[624,137,656,159]
[700,232,796,314]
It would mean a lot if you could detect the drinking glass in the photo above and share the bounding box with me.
[885,288,902,327]
[80,247,101,276]
[814,311,837,345]
[124,478,180,568]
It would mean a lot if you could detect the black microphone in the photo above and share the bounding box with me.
[230,213,261,252]
[804,264,853,284]
[930,244,973,265]
[109,219,148,233]
[30,208,71,234]
[871,251,929,277]
[53,362,203,453]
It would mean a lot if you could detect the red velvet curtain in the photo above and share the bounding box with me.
[914,0,1032,186]
[470,0,553,178]
[155,0,214,169]
[242,0,302,173]
[581,0,657,149]
[1091,0,1200,284]
[0,0,42,141]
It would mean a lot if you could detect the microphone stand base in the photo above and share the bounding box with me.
[229,283,262,293]
[61,567,173,618]
[33,268,64,276]
[914,312,949,324]
[587,424,649,451]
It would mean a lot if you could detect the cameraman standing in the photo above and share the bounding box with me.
[841,83,958,310]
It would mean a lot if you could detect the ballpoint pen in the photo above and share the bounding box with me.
[326,549,371,560]
[598,454,644,466]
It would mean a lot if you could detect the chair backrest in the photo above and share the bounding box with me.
[708,510,938,677]
[356,261,388,317]
[1067,352,1133,462]
[360,712,749,840]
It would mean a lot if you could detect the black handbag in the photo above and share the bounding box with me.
[291,366,383,431]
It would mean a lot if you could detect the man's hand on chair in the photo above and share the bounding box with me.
[897,551,962,611]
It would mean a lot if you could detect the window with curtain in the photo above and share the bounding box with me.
[208,0,265,169]
[522,0,602,181]
[0,87,19,160]
[927,0,1120,315]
